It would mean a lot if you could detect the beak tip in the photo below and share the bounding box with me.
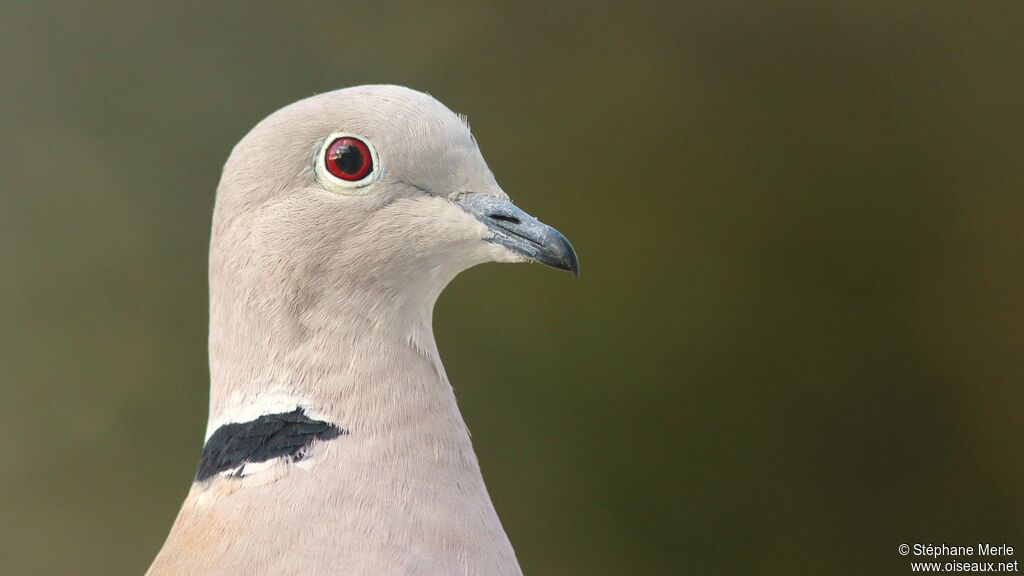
[552,234,580,278]
[566,252,580,278]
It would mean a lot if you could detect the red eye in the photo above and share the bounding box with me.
[324,137,373,181]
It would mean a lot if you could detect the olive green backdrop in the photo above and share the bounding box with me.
[1,2,1021,575]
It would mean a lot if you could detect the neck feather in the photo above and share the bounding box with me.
[207,265,479,465]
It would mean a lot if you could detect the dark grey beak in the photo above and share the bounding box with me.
[457,194,579,276]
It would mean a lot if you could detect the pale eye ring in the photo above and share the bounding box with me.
[317,133,380,191]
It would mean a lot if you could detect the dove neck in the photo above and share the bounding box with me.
[206,272,480,462]
[201,278,520,573]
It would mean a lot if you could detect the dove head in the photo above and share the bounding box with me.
[208,86,576,372]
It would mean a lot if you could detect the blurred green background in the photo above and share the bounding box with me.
[1,2,1022,575]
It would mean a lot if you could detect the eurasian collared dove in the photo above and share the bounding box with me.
[146,85,578,576]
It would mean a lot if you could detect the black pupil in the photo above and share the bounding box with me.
[332,144,363,174]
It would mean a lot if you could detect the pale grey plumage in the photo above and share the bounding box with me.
[146,85,576,575]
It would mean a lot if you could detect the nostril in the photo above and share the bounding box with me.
[488,213,521,225]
